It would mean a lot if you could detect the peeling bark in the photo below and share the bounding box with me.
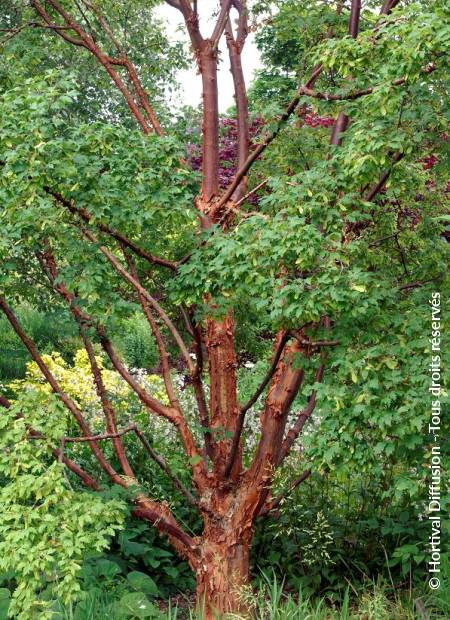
[206,314,241,479]
[196,533,251,618]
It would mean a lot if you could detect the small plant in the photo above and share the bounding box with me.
[116,313,160,371]
[0,395,127,619]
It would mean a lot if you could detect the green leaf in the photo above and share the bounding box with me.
[91,559,121,579]
[0,590,10,620]
[350,284,366,293]
[126,572,159,597]
[118,592,159,619]
[383,357,398,369]
[188,455,203,466]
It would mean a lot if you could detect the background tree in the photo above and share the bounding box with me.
[0,0,448,618]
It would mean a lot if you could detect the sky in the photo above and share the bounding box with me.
[155,3,261,112]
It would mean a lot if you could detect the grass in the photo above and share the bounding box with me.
[56,573,450,620]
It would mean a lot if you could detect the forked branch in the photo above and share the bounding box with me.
[37,248,187,425]
[223,332,290,477]
[0,395,100,490]
[45,188,178,271]
[0,295,126,486]
[258,468,311,516]
[80,226,194,374]
[30,0,162,134]
[42,423,199,507]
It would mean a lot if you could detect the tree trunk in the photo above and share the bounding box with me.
[196,526,252,619]
[206,313,241,478]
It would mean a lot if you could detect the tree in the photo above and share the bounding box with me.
[0,0,448,617]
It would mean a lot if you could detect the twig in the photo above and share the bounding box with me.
[1,395,99,490]
[234,178,269,208]
[0,294,126,486]
[259,469,312,516]
[46,188,177,271]
[55,425,137,443]
[399,279,436,291]
[133,428,199,507]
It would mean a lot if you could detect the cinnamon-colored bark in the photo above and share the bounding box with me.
[225,14,249,202]
[200,46,220,202]
[196,522,251,616]
[329,0,360,146]
[3,1,413,616]
[206,313,241,478]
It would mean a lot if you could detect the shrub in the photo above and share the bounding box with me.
[0,304,78,382]
[115,313,160,371]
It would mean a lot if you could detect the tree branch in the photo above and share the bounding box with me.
[381,0,400,15]
[258,468,311,516]
[224,9,249,203]
[25,393,197,557]
[36,247,182,424]
[80,0,122,53]
[54,425,136,443]
[123,250,182,410]
[211,0,233,48]
[0,295,126,486]
[33,248,208,497]
[34,421,199,508]
[289,332,340,350]
[164,0,182,9]
[133,427,199,507]
[188,314,215,461]
[329,0,361,146]
[0,395,100,490]
[223,333,290,477]
[247,335,306,494]
[167,0,203,50]
[299,64,437,102]
[349,0,361,39]
[132,502,197,558]
[45,188,177,270]
[214,93,302,210]
[30,1,86,46]
[235,178,269,208]
[365,152,404,201]
[80,329,135,478]
[242,335,290,417]
[30,0,162,135]
[277,363,325,466]
[80,225,195,374]
[213,54,332,211]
